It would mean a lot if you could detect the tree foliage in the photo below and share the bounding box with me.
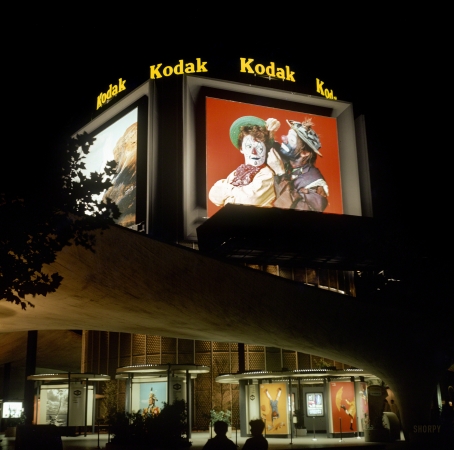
[0,132,119,309]
[100,380,121,423]
[109,400,190,448]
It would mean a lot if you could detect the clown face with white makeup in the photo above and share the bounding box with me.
[208,116,280,208]
[240,134,267,166]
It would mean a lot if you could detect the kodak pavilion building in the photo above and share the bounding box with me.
[1,54,452,446]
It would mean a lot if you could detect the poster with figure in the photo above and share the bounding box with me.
[138,382,167,416]
[45,388,68,426]
[330,382,357,432]
[37,385,93,426]
[206,97,342,218]
[79,108,138,228]
[307,392,324,416]
[260,383,288,435]
[2,402,22,418]
[356,381,369,430]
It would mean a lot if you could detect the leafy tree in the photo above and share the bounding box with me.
[0,132,119,309]
[109,400,190,448]
[100,380,121,423]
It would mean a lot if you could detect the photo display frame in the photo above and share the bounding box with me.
[205,96,343,218]
[74,90,149,233]
[259,383,289,435]
[183,76,362,240]
[306,392,324,417]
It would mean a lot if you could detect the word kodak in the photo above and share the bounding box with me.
[316,78,337,100]
[240,58,295,82]
[97,79,126,110]
[150,58,208,79]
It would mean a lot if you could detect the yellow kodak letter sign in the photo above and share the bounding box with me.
[150,58,208,79]
[96,78,126,110]
[316,78,337,100]
[240,58,295,82]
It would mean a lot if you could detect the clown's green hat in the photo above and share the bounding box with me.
[229,116,266,149]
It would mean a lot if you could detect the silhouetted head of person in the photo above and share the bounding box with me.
[214,420,228,436]
[249,419,265,436]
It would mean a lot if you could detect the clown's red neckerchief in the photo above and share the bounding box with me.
[231,164,265,186]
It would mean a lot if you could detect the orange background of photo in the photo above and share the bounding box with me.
[206,97,343,217]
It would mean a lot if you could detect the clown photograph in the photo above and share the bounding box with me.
[206,97,343,218]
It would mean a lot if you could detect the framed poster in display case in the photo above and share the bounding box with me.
[306,392,324,417]
[259,383,289,435]
[2,402,23,418]
[205,97,343,218]
[330,381,357,432]
[74,84,150,233]
[183,75,363,240]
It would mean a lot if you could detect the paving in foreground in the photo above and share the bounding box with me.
[1,431,420,450]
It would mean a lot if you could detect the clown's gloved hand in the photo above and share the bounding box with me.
[266,118,280,132]
[266,118,280,140]
[267,148,285,176]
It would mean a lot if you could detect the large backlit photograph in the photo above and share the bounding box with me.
[259,383,288,435]
[306,392,324,417]
[206,97,343,218]
[139,382,167,416]
[80,108,138,228]
[44,388,68,426]
[330,382,357,432]
[2,402,22,418]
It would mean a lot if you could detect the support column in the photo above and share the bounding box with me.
[24,331,37,425]
[239,380,247,437]
[125,374,132,413]
[238,344,245,374]
[186,370,191,439]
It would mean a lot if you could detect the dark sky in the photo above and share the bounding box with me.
[4,22,439,230]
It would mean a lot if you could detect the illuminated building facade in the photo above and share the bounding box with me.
[81,263,358,431]
[1,54,452,446]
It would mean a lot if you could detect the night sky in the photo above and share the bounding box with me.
[4,22,441,240]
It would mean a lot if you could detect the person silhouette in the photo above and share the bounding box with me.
[203,420,237,450]
[242,419,268,450]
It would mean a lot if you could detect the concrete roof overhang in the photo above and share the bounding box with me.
[0,219,452,432]
[0,221,448,362]
[0,330,82,372]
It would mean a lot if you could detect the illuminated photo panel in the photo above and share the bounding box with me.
[138,382,167,416]
[80,108,138,228]
[330,381,357,432]
[259,383,289,435]
[43,388,68,426]
[306,392,324,417]
[206,97,342,218]
[2,402,23,418]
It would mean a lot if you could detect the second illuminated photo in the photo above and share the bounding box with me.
[206,97,343,218]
